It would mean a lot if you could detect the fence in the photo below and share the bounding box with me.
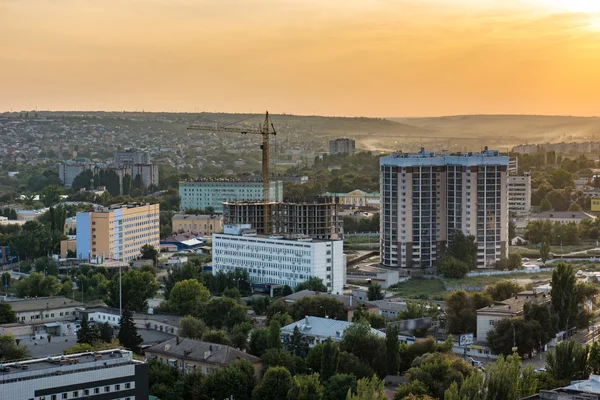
[465,267,554,278]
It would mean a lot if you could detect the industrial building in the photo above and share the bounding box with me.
[508,172,532,218]
[212,224,345,294]
[75,202,160,261]
[222,200,342,240]
[0,349,149,400]
[380,147,509,269]
[179,179,283,213]
[329,138,356,156]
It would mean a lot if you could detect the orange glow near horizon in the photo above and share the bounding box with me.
[1,0,600,117]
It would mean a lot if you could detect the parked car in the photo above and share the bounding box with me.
[469,357,484,368]
[534,368,547,373]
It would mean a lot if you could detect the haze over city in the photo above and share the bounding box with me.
[2,0,600,117]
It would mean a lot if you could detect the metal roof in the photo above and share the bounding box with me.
[281,315,385,340]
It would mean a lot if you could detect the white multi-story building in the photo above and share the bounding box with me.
[179,179,283,213]
[380,147,509,269]
[508,172,531,218]
[212,224,345,293]
[1,349,149,400]
[114,149,150,168]
[329,138,356,156]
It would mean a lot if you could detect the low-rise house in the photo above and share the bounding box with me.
[160,232,204,251]
[476,291,551,343]
[4,297,84,323]
[171,214,223,236]
[529,211,595,225]
[281,315,385,348]
[145,337,262,376]
[80,307,181,335]
[521,374,600,399]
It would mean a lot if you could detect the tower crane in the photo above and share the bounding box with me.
[187,111,276,233]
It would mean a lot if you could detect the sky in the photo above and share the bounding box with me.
[1,0,600,117]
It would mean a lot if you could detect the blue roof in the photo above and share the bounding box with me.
[563,375,600,394]
[281,316,385,340]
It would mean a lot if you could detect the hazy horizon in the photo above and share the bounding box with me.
[2,0,600,117]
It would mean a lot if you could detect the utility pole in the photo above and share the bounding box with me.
[119,265,122,318]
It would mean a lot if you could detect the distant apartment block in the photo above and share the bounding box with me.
[213,224,345,293]
[222,200,342,240]
[58,159,158,192]
[380,147,508,269]
[508,173,531,218]
[322,189,380,209]
[114,149,150,168]
[76,203,160,261]
[171,214,223,236]
[329,138,356,156]
[58,157,94,187]
[179,179,283,213]
[1,349,149,400]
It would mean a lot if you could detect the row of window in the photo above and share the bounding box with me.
[33,382,132,400]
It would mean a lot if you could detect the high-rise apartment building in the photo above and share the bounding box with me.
[329,138,356,156]
[58,157,94,187]
[222,200,342,240]
[179,179,283,213]
[1,349,148,400]
[213,224,345,293]
[508,173,531,218]
[114,149,150,168]
[380,147,508,269]
[76,203,160,261]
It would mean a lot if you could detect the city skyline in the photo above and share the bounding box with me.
[2,0,600,117]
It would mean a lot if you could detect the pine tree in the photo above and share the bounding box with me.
[118,308,143,354]
[385,325,400,375]
[321,337,340,381]
[77,316,99,345]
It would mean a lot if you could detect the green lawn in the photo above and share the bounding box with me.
[444,271,553,288]
[512,244,596,256]
[389,278,448,300]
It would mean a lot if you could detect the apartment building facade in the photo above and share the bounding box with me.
[329,138,356,156]
[508,173,531,217]
[171,214,223,236]
[76,203,160,261]
[212,224,345,294]
[114,149,150,168]
[179,179,283,213]
[380,147,508,269]
[1,349,148,400]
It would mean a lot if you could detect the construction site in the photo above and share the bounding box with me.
[222,200,343,240]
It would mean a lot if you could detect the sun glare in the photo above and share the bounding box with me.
[544,0,600,13]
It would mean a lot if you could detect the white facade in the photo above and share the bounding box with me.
[212,227,345,294]
[180,180,284,213]
[329,138,356,156]
[508,173,531,217]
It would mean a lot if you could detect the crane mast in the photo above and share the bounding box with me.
[187,111,276,233]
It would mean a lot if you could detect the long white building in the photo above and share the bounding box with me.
[1,349,149,400]
[179,179,283,213]
[380,147,509,269]
[212,224,345,294]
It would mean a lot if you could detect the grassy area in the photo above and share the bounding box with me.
[511,244,597,256]
[389,278,448,300]
[444,271,553,288]
[344,236,379,244]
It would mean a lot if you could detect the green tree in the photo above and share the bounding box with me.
[437,256,470,279]
[223,286,242,300]
[252,366,293,400]
[288,296,347,321]
[386,325,400,375]
[568,202,583,211]
[590,341,600,374]
[77,316,99,345]
[249,327,269,357]
[288,325,308,357]
[325,374,357,400]
[458,370,484,400]
[262,348,297,373]
[548,168,574,189]
[546,340,590,381]
[287,373,324,400]
[484,280,524,302]
[340,320,386,376]
[105,269,159,312]
[550,262,577,330]
[321,337,340,381]
[540,241,550,264]
[98,322,114,343]
[507,253,522,270]
[168,279,210,316]
[0,335,28,362]
[485,355,537,400]
[540,197,553,212]
[231,322,253,350]
[486,318,542,357]
[179,315,207,340]
[203,297,248,330]
[348,375,387,400]
[118,307,143,354]
[444,382,459,400]
[140,244,158,265]
[367,283,384,301]
[40,184,64,207]
[295,277,327,292]
[282,285,293,296]
[202,330,230,345]
[201,359,256,400]
[444,290,493,334]
[267,320,282,350]
[0,302,17,324]
[446,230,477,268]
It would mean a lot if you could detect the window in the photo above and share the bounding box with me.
[62,394,67,399]
[125,383,131,389]
[489,320,495,326]
[51,396,56,400]
[105,386,110,393]
[94,388,99,394]
[115,384,121,391]
[72,391,79,398]
[84,390,89,396]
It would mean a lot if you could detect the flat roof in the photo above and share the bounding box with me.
[3,297,84,313]
[477,292,550,315]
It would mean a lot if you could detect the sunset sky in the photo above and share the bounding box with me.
[1,0,600,117]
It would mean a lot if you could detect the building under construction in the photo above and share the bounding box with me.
[223,200,342,240]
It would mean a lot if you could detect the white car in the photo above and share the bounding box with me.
[522,257,530,262]
[534,368,547,373]
[469,357,484,368]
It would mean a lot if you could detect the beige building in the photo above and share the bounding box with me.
[145,337,263,377]
[508,173,532,218]
[172,214,223,236]
[322,189,380,209]
[529,211,596,225]
[75,202,160,261]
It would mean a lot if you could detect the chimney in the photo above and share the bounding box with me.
[176,337,180,345]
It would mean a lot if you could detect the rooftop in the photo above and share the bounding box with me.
[83,307,182,326]
[3,297,84,313]
[281,316,386,339]
[172,214,222,221]
[0,349,138,384]
[145,337,261,366]
[478,291,550,315]
[530,211,596,220]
